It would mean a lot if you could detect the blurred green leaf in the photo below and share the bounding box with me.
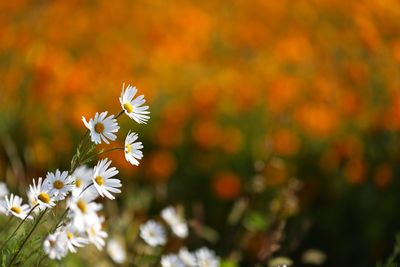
[243,211,268,232]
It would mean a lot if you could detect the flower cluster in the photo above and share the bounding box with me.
[139,206,220,267]
[0,83,149,264]
[161,247,219,267]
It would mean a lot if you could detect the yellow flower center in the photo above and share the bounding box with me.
[94,122,104,133]
[38,192,50,203]
[123,102,134,113]
[67,232,73,240]
[11,206,21,214]
[89,226,96,236]
[95,176,104,186]
[77,200,87,213]
[75,178,82,188]
[125,144,132,154]
[53,180,64,189]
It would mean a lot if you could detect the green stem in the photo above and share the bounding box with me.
[51,207,69,233]
[84,147,124,163]
[36,254,46,266]
[8,208,47,266]
[115,110,124,119]
[0,204,38,251]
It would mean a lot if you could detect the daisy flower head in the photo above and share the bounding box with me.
[92,158,121,200]
[29,177,56,209]
[124,131,143,166]
[43,232,68,260]
[87,218,108,250]
[3,194,32,220]
[68,194,102,233]
[119,83,150,124]
[59,225,88,253]
[196,247,220,267]
[161,254,185,267]
[44,170,74,201]
[179,247,197,267]
[71,166,93,197]
[161,206,188,238]
[82,111,120,144]
[139,220,167,247]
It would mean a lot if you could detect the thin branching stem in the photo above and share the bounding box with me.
[115,110,124,119]
[0,204,38,251]
[8,208,48,266]
[84,147,124,163]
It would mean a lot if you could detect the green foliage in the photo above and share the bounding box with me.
[376,233,400,267]
[221,259,239,267]
[243,211,269,232]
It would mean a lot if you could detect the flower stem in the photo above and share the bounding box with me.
[0,204,38,251]
[84,147,124,163]
[115,110,124,119]
[8,208,47,266]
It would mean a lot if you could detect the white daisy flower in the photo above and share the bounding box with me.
[161,254,185,267]
[59,225,88,253]
[196,247,220,267]
[71,166,93,197]
[139,220,167,247]
[179,247,197,267]
[82,111,120,144]
[0,182,9,214]
[44,170,74,201]
[26,189,40,214]
[3,194,32,220]
[87,219,108,250]
[161,206,188,238]
[43,232,68,260]
[107,238,126,264]
[67,191,102,233]
[119,83,150,124]
[92,158,121,200]
[124,131,143,166]
[0,182,9,198]
[29,177,56,209]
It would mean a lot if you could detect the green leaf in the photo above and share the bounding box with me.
[221,259,239,267]
[243,211,269,232]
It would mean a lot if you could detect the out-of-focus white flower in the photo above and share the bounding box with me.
[43,232,68,260]
[92,158,121,200]
[139,220,167,247]
[44,170,74,201]
[87,218,108,250]
[68,192,102,233]
[2,194,32,220]
[0,182,9,198]
[124,131,143,166]
[58,225,88,253]
[179,247,197,267]
[161,254,185,267]
[82,111,120,144]
[107,238,126,264]
[71,166,93,197]
[196,247,220,267]
[26,189,40,214]
[161,206,188,238]
[29,177,56,209]
[119,83,150,124]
